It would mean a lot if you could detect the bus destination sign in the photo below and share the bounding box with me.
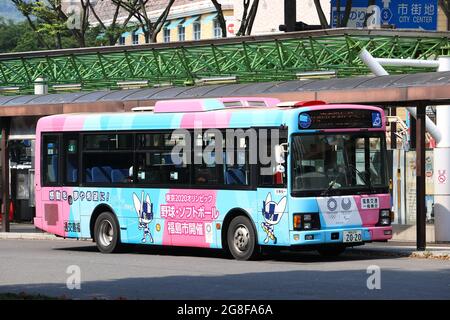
[298,109,382,130]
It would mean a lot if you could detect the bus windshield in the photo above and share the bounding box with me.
[291,132,388,196]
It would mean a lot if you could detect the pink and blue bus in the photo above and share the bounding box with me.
[34,97,393,260]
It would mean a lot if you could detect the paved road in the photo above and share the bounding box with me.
[0,239,449,300]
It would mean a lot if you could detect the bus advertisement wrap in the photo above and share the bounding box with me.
[34,98,393,260]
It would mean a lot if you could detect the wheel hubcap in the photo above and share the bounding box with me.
[99,220,113,247]
[233,225,250,252]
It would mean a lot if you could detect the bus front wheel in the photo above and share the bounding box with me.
[94,212,121,253]
[226,216,258,260]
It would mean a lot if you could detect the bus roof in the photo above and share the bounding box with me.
[36,100,385,132]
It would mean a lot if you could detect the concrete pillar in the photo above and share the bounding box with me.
[434,56,450,242]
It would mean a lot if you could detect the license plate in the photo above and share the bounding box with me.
[343,230,362,243]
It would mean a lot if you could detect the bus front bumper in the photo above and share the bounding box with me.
[289,226,393,246]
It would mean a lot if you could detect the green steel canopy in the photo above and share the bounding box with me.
[0,28,449,95]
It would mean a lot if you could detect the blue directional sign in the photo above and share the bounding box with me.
[331,0,438,31]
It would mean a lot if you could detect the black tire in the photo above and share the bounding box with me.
[317,245,346,257]
[94,212,122,253]
[226,216,258,261]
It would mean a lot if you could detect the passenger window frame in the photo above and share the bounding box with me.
[41,129,258,190]
[62,133,80,186]
[41,133,62,187]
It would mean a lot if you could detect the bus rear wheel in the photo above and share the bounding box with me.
[317,245,346,257]
[94,212,121,253]
[226,216,258,261]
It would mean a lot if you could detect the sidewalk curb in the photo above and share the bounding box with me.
[0,232,93,241]
[0,232,59,240]
[348,248,450,260]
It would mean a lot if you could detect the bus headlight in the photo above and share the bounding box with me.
[303,222,312,230]
[294,213,321,231]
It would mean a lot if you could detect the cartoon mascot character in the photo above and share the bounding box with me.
[261,193,286,244]
[133,192,154,243]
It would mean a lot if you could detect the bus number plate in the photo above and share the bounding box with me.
[343,230,362,243]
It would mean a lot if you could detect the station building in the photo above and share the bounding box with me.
[91,0,450,46]
[92,0,331,45]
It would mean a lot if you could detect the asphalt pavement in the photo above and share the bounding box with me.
[0,239,449,300]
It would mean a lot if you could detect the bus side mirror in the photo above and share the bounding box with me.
[274,143,288,173]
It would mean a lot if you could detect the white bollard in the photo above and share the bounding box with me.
[34,77,48,95]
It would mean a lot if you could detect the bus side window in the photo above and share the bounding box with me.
[258,134,287,187]
[64,134,79,185]
[193,131,225,186]
[224,137,250,186]
[135,132,190,185]
[43,135,60,185]
[82,133,134,184]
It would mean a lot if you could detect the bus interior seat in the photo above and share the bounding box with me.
[91,166,111,183]
[101,166,113,177]
[111,169,129,183]
[163,154,174,165]
[71,169,78,182]
[49,155,58,182]
[85,168,92,182]
[225,167,246,185]
[66,160,78,183]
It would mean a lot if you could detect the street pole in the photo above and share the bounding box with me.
[1,123,10,232]
[416,105,426,251]
[390,107,397,149]
[284,0,297,32]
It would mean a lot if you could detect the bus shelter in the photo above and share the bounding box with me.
[1,70,450,250]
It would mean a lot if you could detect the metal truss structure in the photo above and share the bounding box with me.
[0,29,449,94]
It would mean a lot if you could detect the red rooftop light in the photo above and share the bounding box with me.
[294,100,327,107]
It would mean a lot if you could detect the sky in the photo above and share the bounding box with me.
[0,0,27,22]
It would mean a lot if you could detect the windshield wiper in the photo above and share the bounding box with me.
[321,179,338,197]
[347,164,373,193]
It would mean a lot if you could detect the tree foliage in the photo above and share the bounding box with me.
[0,18,28,53]
[314,0,330,28]
[110,0,176,43]
[236,0,259,36]
[0,17,81,53]
[210,0,227,37]
[11,0,93,48]
[90,0,138,45]
[210,0,260,37]
[335,0,353,27]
